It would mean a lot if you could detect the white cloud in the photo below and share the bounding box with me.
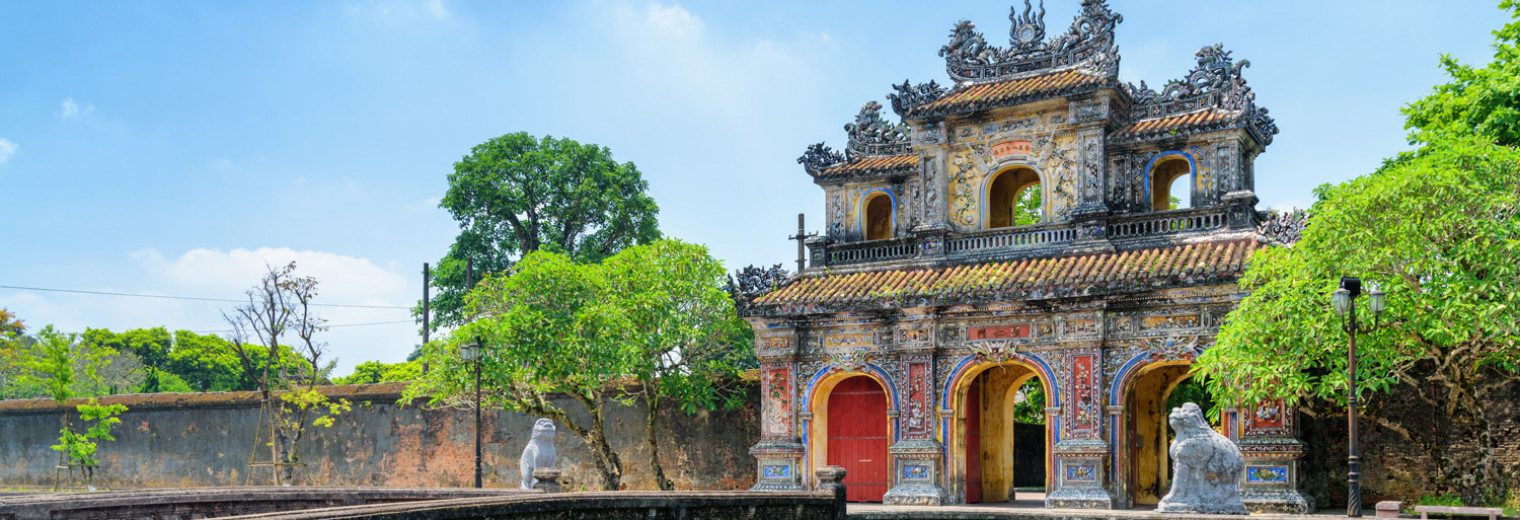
[57,98,94,119]
[644,3,702,41]
[424,0,448,19]
[0,138,15,163]
[138,247,408,302]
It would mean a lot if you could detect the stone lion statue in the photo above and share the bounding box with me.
[519,418,557,489]
[1156,402,1248,514]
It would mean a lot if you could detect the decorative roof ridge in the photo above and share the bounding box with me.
[749,238,1263,308]
[938,0,1122,84]
[798,101,913,176]
[906,68,1114,119]
[1124,43,1279,146]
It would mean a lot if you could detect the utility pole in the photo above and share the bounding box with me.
[788,213,818,274]
[421,262,430,375]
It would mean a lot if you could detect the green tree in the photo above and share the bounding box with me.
[1404,1,1520,147]
[1013,187,1042,226]
[601,239,752,490]
[422,133,661,332]
[1199,4,1520,504]
[405,250,636,490]
[335,360,422,385]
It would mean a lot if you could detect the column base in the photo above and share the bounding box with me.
[1242,489,1316,514]
[750,441,806,492]
[882,440,947,506]
[1045,487,1116,509]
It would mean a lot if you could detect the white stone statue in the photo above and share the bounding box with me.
[1156,402,1248,515]
[519,418,557,489]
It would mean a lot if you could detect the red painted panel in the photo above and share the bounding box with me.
[828,376,888,503]
[965,378,982,503]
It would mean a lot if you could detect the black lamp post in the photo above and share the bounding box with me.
[1331,276,1385,518]
[459,338,484,489]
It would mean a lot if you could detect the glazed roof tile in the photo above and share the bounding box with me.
[1116,108,1237,138]
[911,70,1110,118]
[755,239,1261,307]
[820,153,918,178]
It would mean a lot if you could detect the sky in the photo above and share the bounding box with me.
[0,0,1508,376]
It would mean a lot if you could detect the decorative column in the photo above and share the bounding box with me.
[883,310,947,505]
[750,321,806,491]
[1234,398,1315,513]
[911,124,951,261]
[1045,346,1117,509]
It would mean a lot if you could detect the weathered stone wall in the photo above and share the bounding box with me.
[1298,379,1520,507]
[0,382,761,491]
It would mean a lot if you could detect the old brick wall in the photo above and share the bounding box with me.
[1298,379,1520,507]
[0,382,761,491]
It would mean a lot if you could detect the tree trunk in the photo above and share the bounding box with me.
[575,391,622,490]
[644,389,674,490]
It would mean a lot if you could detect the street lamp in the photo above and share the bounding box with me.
[459,337,484,489]
[1331,276,1384,518]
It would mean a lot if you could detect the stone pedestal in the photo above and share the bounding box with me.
[882,440,947,506]
[749,442,806,491]
[1045,438,1115,509]
[1234,399,1315,514]
[1237,437,1314,513]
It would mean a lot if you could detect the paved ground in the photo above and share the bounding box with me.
[848,493,1352,520]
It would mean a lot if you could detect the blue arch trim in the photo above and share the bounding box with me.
[1142,151,1195,210]
[857,188,898,239]
[979,164,1042,228]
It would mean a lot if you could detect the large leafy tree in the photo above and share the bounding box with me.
[601,239,752,490]
[1197,4,1520,503]
[406,251,635,489]
[422,133,661,331]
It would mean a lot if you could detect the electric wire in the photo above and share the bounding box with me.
[0,284,412,310]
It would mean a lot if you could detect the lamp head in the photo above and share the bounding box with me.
[1332,287,1352,314]
[1367,287,1386,315]
[1339,276,1362,298]
[459,337,483,361]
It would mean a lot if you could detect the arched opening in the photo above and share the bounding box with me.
[825,375,889,502]
[864,192,894,240]
[1149,156,1191,211]
[955,362,1049,504]
[987,167,1042,228]
[1124,362,1213,508]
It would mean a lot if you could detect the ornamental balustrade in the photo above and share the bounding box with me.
[1106,207,1228,238]
[818,207,1237,267]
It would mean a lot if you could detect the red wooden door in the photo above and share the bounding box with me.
[827,376,888,502]
[965,378,983,503]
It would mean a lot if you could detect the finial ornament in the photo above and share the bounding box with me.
[843,101,911,159]
[940,0,1121,83]
[1128,43,1279,145]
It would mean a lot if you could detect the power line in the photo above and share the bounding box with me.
[191,320,416,335]
[0,284,413,310]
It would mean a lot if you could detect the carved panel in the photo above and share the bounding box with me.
[760,362,796,438]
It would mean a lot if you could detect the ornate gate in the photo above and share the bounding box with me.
[827,376,889,502]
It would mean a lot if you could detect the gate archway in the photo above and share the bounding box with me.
[947,359,1054,504]
[1123,362,1194,507]
[824,375,889,502]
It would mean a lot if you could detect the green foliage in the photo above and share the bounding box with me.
[1165,378,1219,427]
[1012,378,1045,424]
[1013,186,1042,226]
[51,399,126,468]
[1404,1,1520,147]
[423,132,661,332]
[1197,136,1520,409]
[603,239,753,413]
[10,326,116,402]
[335,360,422,385]
[0,308,23,337]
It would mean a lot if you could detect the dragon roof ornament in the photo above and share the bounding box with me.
[939,0,1122,84]
[843,101,912,159]
[887,79,948,117]
[1128,44,1280,145]
[798,142,846,176]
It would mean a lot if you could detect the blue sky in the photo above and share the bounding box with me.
[0,1,1507,375]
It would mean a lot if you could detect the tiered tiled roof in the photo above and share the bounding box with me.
[1114,108,1239,142]
[910,69,1111,119]
[818,153,918,179]
[755,239,1261,308]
